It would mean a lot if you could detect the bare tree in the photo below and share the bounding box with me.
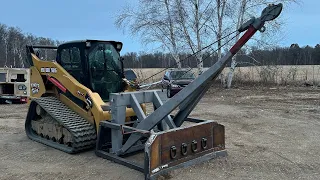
[0,24,8,66]
[214,0,228,59]
[115,0,183,68]
[116,0,223,73]
[226,0,246,88]
[0,23,60,67]
[225,0,300,88]
[175,0,215,74]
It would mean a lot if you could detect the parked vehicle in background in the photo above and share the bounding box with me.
[124,69,137,82]
[0,67,30,104]
[161,69,196,98]
[124,69,143,90]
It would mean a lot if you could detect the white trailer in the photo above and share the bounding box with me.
[0,67,30,104]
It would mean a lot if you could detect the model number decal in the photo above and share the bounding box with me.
[41,67,57,73]
[77,91,85,97]
[31,83,40,94]
[85,94,93,108]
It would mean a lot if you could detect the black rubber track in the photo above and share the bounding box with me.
[25,96,97,154]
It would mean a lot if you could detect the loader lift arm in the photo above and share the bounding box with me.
[96,3,283,180]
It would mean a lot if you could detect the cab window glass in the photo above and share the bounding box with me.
[60,47,83,82]
[60,47,81,69]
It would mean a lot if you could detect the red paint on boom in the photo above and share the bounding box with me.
[47,76,67,93]
[230,26,257,55]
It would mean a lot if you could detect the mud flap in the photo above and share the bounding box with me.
[144,121,226,179]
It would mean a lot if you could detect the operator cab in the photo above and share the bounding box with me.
[56,40,125,101]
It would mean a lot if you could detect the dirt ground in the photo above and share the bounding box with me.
[0,86,319,180]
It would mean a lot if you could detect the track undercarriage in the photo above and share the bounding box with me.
[25,97,96,153]
[31,115,73,147]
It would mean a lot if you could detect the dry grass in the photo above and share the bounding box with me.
[129,65,320,86]
[230,65,320,86]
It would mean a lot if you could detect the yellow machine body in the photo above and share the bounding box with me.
[29,53,142,131]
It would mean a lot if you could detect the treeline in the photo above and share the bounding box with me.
[122,44,320,68]
[248,44,320,66]
[122,52,220,68]
[0,23,60,68]
[1,23,320,69]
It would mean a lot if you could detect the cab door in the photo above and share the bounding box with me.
[57,44,87,85]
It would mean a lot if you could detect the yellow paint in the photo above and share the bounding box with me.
[29,53,146,132]
[29,66,46,99]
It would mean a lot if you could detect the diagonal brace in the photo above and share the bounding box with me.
[130,94,146,122]
[153,91,176,129]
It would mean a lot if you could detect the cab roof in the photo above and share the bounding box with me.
[59,39,122,46]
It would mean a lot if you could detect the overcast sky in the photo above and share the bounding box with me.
[0,0,318,53]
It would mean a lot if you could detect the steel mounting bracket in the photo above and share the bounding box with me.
[238,3,283,32]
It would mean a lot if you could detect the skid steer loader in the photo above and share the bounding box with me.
[24,4,282,180]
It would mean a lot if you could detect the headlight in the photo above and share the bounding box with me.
[171,84,180,88]
[116,43,122,50]
[18,84,27,90]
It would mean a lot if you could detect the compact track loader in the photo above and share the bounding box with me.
[24,4,282,179]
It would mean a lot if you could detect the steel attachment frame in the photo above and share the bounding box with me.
[96,3,283,180]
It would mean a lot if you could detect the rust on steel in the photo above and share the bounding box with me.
[149,121,225,174]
